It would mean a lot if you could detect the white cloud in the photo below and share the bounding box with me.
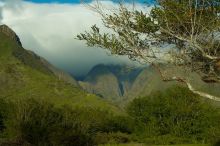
[0,0,23,24]
[1,1,149,76]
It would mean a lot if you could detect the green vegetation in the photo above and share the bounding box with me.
[77,0,220,100]
[0,26,127,145]
[0,31,119,110]
[0,86,219,145]
[0,97,130,146]
[0,25,220,145]
[127,87,220,145]
[100,144,210,146]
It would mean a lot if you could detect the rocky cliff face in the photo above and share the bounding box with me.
[0,25,22,46]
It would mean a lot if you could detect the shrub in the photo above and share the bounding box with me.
[100,115,134,134]
[94,132,131,144]
[127,86,220,144]
[142,135,194,145]
[213,139,220,146]
[50,106,94,146]
[0,98,9,134]
[3,98,132,146]
[5,98,95,146]
[5,98,61,145]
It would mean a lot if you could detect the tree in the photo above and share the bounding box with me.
[126,86,220,144]
[77,0,220,101]
[0,98,7,133]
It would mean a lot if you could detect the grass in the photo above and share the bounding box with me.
[100,144,210,146]
[0,32,121,114]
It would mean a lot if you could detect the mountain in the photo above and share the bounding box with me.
[0,25,78,86]
[2,24,218,108]
[38,56,79,86]
[78,63,220,105]
[0,24,22,46]
[0,25,118,111]
[78,64,182,104]
[78,64,143,103]
[79,64,122,101]
[125,66,180,101]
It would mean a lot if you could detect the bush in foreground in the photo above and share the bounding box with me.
[127,86,220,144]
[0,86,219,145]
[1,97,131,146]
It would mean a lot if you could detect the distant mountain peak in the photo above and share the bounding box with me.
[0,24,22,46]
[79,64,145,102]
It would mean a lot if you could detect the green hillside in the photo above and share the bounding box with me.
[0,25,132,146]
[79,63,220,107]
[0,26,219,146]
[0,30,119,110]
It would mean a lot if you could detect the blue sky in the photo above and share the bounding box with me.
[25,0,82,3]
[25,0,155,4]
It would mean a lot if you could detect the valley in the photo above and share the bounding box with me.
[0,25,219,146]
[77,64,220,106]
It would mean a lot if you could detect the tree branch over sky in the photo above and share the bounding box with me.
[77,0,220,101]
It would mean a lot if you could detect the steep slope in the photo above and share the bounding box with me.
[79,64,178,103]
[79,64,123,101]
[78,64,143,103]
[79,63,220,106]
[127,65,220,105]
[0,25,118,111]
[0,25,78,86]
[38,56,79,86]
[126,66,183,102]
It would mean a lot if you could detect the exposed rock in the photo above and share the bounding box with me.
[0,24,22,46]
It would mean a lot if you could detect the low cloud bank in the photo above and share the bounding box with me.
[0,0,149,76]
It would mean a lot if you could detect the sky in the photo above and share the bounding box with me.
[0,0,152,77]
[25,0,82,3]
[25,0,155,4]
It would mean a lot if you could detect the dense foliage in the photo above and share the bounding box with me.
[0,97,132,146]
[77,0,220,79]
[77,0,220,100]
[0,98,7,133]
[0,86,219,146]
[1,18,219,146]
[127,86,220,144]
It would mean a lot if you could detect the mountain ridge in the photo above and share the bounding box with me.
[0,24,119,112]
[0,24,22,46]
[78,64,144,103]
[78,63,220,105]
[2,24,219,107]
[0,24,78,86]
